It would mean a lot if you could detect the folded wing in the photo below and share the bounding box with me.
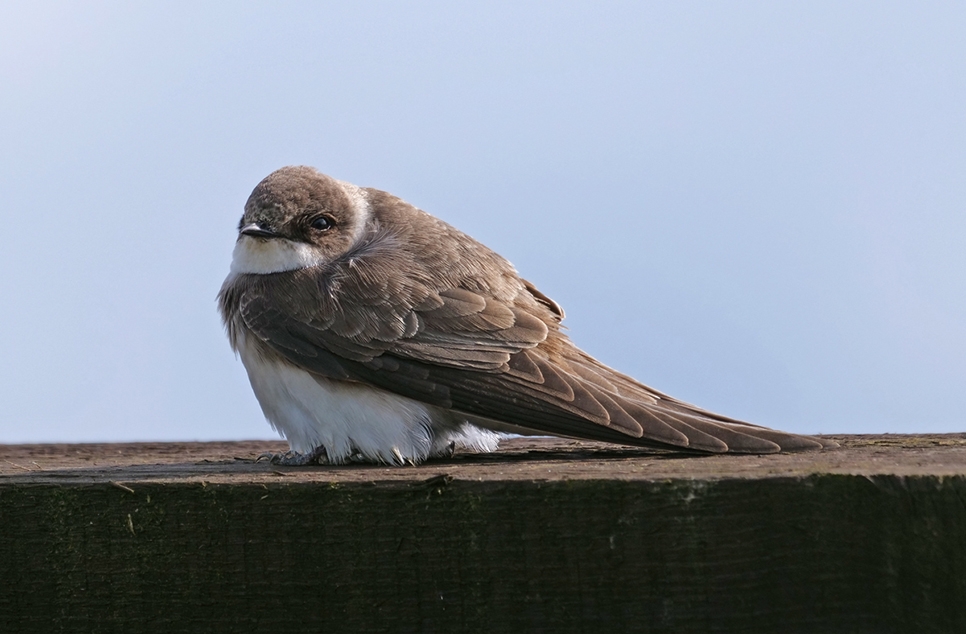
[235,257,829,454]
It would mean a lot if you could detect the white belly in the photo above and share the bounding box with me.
[236,332,501,464]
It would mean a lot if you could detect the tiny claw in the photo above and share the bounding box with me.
[346,451,369,464]
[427,441,457,461]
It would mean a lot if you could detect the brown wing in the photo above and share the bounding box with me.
[233,235,828,455]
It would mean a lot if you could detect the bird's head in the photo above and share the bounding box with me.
[230,166,370,275]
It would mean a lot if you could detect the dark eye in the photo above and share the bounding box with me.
[310,216,334,231]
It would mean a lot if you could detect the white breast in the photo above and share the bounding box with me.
[235,331,502,464]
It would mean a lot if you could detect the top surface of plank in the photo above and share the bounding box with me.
[1,434,965,485]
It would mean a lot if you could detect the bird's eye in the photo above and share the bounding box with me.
[310,216,334,231]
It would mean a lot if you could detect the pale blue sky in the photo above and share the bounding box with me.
[1,2,963,443]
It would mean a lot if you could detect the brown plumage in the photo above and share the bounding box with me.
[219,166,833,464]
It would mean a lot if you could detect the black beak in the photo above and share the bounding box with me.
[240,223,277,238]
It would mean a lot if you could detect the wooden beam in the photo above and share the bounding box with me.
[2,435,965,632]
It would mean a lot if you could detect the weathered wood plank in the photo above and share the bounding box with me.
[1,435,965,633]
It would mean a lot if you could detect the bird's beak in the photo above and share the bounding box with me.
[240,223,278,239]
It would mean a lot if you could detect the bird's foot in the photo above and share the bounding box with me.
[344,448,416,466]
[345,450,371,464]
[257,446,328,466]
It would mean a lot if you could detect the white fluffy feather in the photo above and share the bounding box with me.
[236,331,502,464]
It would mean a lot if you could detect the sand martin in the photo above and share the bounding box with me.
[219,166,832,465]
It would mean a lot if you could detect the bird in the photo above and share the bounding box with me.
[219,166,833,465]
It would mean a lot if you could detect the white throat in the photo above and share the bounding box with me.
[230,236,327,275]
